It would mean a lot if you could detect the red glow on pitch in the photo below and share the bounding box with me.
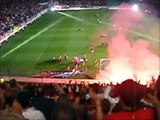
[96,4,160,85]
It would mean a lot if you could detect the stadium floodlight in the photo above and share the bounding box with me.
[132,4,139,12]
[50,7,55,11]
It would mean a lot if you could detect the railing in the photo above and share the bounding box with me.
[0,9,48,44]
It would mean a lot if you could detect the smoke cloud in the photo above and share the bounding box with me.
[96,4,160,85]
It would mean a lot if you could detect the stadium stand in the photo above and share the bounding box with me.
[0,0,160,120]
[0,76,160,120]
[0,0,48,44]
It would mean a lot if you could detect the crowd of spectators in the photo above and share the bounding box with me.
[1,0,159,43]
[0,0,110,41]
[0,0,48,42]
[0,0,108,41]
[0,1,160,119]
[56,0,107,6]
[0,75,160,120]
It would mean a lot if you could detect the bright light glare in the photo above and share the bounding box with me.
[0,78,4,83]
[132,4,139,12]
[50,7,55,11]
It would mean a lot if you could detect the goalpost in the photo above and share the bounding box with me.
[99,58,133,70]
[100,58,111,70]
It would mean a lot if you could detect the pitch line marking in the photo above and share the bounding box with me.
[59,12,159,42]
[1,18,64,59]
[100,21,159,42]
[30,40,49,75]
[58,12,85,22]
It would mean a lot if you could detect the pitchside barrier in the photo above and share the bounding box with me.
[0,6,110,45]
[0,9,48,44]
[2,76,100,84]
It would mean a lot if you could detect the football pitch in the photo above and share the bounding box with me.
[0,9,159,79]
[0,10,112,78]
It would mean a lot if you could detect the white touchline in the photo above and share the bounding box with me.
[100,21,159,42]
[59,12,159,42]
[58,12,85,22]
[1,18,64,59]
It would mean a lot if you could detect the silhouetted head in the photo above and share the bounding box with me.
[115,79,146,109]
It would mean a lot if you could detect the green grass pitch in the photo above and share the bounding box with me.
[0,9,112,78]
[1,9,158,79]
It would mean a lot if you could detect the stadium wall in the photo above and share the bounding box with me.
[2,76,100,84]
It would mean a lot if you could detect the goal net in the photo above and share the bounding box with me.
[99,58,133,70]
